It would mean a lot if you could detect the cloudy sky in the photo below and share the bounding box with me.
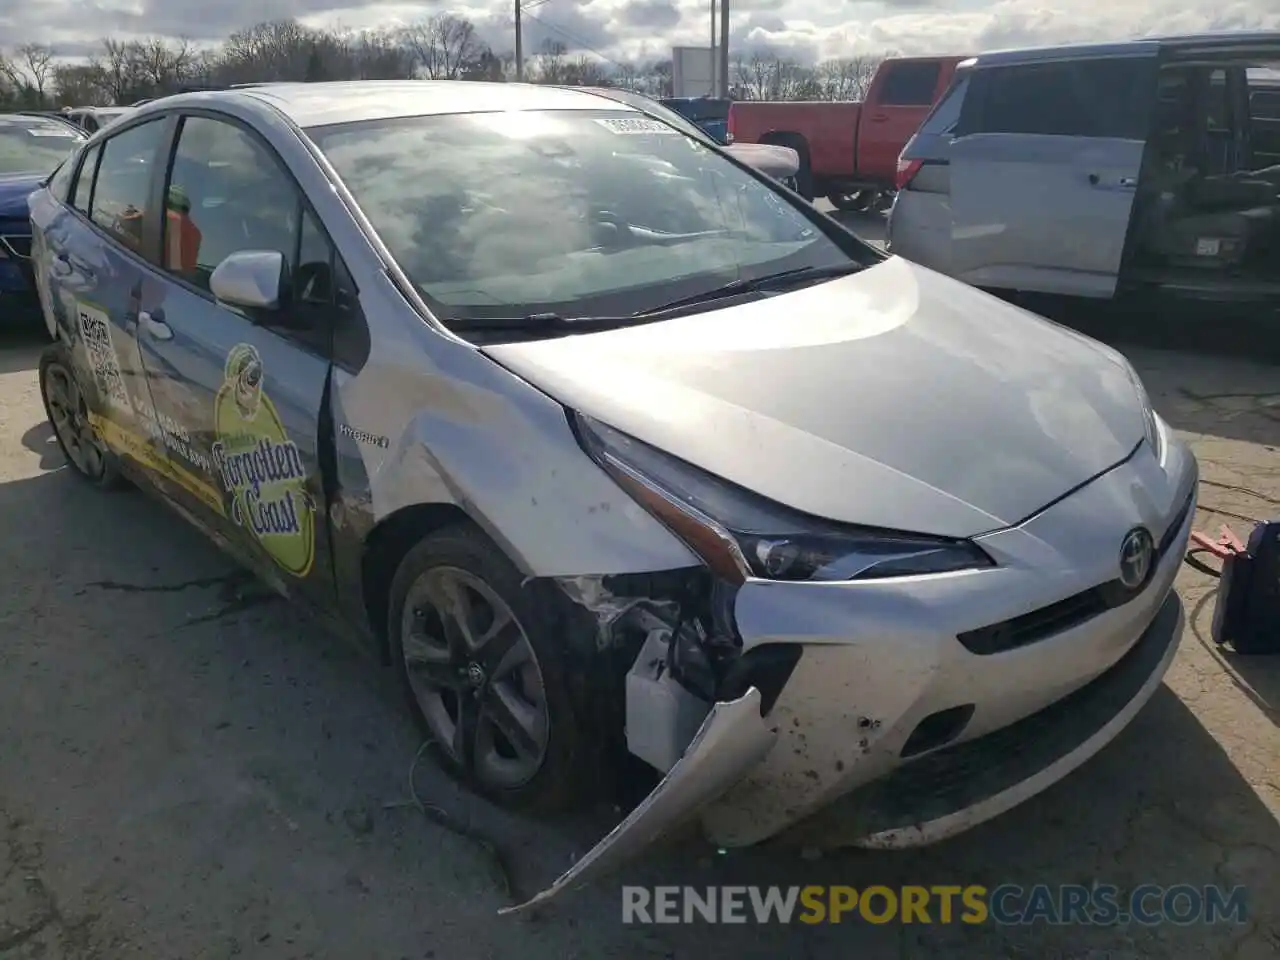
[5,0,1280,66]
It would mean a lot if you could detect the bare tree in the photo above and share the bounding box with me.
[15,43,54,99]
[530,40,569,84]
[401,14,486,80]
[815,55,879,101]
[219,19,319,83]
[90,39,146,104]
[133,37,195,94]
[53,63,109,106]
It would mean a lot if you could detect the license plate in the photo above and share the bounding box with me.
[1195,238,1222,256]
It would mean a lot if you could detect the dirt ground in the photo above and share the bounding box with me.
[1,310,1278,959]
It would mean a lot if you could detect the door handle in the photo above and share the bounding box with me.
[1088,173,1100,185]
[140,310,172,341]
[870,114,889,122]
[50,252,72,276]
[1119,177,1138,188]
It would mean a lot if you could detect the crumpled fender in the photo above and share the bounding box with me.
[499,687,778,915]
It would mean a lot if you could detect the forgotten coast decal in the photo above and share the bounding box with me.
[212,343,316,577]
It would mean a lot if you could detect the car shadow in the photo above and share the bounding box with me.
[20,420,62,470]
[1185,584,1280,727]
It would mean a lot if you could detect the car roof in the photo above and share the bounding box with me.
[148,81,644,129]
[969,31,1280,68]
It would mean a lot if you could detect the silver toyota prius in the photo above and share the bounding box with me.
[29,81,1197,913]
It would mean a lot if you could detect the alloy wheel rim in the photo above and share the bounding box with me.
[44,363,104,478]
[400,566,550,789]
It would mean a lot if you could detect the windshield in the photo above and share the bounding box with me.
[0,118,84,175]
[310,109,850,325]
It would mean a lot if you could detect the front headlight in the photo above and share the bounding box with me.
[573,413,994,585]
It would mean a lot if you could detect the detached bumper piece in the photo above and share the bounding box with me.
[500,687,778,916]
[783,591,1184,850]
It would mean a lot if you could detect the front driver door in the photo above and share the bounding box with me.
[134,111,338,604]
[948,53,1157,299]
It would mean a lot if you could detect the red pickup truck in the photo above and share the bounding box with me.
[727,55,967,209]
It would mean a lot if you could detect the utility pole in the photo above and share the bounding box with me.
[515,0,524,81]
[709,1,717,96]
[718,0,729,98]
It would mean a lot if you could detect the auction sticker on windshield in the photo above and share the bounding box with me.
[593,117,680,135]
[211,343,316,578]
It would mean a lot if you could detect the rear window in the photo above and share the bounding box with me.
[878,62,942,106]
[918,74,970,135]
[972,57,1153,139]
[310,109,851,328]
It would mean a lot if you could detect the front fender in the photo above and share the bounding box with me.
[332,305,699,578]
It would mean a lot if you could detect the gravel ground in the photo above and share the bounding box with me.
[1,271,1278,959]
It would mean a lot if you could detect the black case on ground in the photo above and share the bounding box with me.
[1211,519,1280,654]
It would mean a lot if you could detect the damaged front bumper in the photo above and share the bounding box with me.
[500,686,778,915]
[503,441,1195,915]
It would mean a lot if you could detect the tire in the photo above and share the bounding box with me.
[829,191,873,213]
[38,342,125,490]
[388,524,592,814]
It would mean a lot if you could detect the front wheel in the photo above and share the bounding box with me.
[39,343,124,489]
[388,525,593,814]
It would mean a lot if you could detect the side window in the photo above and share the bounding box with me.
[90,119,168,253]
[165,115,336,353]
[69,143,101,214]
[48,151,77,203]
[878,62,942,106]
[977,58,1152,139]
[164,116,299,291]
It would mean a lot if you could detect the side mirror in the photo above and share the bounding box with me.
[209,250,287,311]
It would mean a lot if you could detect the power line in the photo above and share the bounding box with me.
[521,8,627,70]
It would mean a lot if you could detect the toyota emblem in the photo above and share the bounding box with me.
[1118,527,1155,590]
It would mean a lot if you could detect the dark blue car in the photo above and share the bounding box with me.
[0,114,85,319]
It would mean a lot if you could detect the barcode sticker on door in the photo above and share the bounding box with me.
[1195,238,1222,257]
[77,303,129,411]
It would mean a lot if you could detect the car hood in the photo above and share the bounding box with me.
[483,257,1146,539]
[724,142,799,179]
[0,171,46,219]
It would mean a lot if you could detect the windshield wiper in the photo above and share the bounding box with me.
[632,262,865,316]
[452,312,637,333]
[452,263,865,333]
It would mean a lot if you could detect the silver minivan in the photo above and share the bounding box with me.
[889,32,1280,304]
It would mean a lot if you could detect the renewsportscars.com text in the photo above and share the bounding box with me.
[621,884,1249,926]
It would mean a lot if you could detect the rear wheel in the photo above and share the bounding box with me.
[388,525,592,814]
[39,343,124,489]
[829,191,874,213]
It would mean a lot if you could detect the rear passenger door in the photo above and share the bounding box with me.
[947,54,1158,299]
[31,117,184,487]
[135,112,338,604]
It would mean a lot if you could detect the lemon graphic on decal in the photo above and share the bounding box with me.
[212,343,316,577]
